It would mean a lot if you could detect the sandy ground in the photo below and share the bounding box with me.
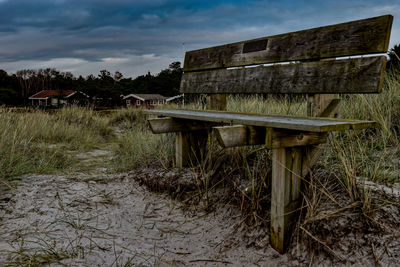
[0,149,399,266]
[0,170,291,266]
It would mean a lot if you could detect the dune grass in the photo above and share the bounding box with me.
[0,107,113,181]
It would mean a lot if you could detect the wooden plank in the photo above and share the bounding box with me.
[145,109,378,132]
[213,125,327,148]
[270,147,303,253]
[148,117,219,134]
[181,56,386,94]
[183,15,393,71]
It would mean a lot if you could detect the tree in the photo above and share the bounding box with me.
[99,69,111,80]
[1,61,184,106]
[169,61,181,71]
[16,69,35,104]
[0,70,20,105]
[113,71,123,83]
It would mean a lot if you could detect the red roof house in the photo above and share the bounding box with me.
[29,90,90,107]
[122,94,168,109]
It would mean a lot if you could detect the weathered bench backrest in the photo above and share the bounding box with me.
[181,15,393,94]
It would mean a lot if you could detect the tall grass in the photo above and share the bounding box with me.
[109,108,175,171]
[111,130,174,172]
[227,94,307,115]
[341,69,400,146]
[0,107,113,181]
[326,69,400,184]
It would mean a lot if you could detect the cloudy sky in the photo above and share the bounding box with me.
[0,0,399,78]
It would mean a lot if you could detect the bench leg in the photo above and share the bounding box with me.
[175,130,208,168]
[206,94,227,110]
[270,147,303,253]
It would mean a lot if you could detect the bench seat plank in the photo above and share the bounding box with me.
[146,109,377,132]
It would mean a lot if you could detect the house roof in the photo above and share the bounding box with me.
[166,94,184,102]
[29,90,76,99]
[123,94,167,101]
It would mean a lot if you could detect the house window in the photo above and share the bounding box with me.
[158,100,163,105]
[126,99,131,106]
[150,100,157,106]
[51,98,58,106]
[136,100,141,106]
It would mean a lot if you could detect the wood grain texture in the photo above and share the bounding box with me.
[181,56,386,94]
[206,94,227,110]
[183,15,393,71]
[213,125,266,147]
[175,130,208,168]
[307,94,339,117]
[148,117,219,133]
[265,128,328,149]
[145,109,378,132]
[175,132,189,168]
[270,147,303,253]
[213,125,327,148]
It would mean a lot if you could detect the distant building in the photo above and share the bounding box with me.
[123,94,168,109]
[29,90,90,107]
[166,94,184,105]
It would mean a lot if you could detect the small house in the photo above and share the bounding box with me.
[29,90,90,107]
[123,94,168,109]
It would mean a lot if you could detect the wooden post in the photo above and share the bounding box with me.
[175,94,226,167]
[270,94,339,253]
[206,94,227,110]
[176,132,189,167]
[270,146,302,253]
[175,130,208,167]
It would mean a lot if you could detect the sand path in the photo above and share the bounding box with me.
[0,171,286,266]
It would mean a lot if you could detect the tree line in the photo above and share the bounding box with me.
[0,61,182,106]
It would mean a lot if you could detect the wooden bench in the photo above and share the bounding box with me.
[145,15,393,253]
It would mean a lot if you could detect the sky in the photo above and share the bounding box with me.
[0,0,399,78]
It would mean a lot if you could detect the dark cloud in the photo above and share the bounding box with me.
[0,0,398,77]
